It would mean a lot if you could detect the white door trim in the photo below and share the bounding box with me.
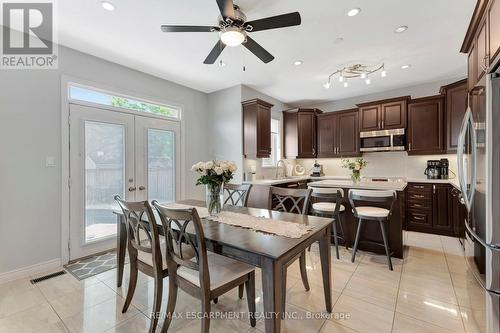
[60,75,186,264]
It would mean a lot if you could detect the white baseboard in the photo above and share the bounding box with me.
[0,258,62,284]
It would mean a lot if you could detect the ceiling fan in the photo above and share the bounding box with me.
[160,0,301,64]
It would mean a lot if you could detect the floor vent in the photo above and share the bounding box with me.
[30,270,66,284]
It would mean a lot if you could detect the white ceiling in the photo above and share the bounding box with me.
[58,0,476,105]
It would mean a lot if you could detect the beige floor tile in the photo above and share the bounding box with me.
[0,303,68,333]
[403,254,449,273]
[359,253,403,271]
[331,294,394,333]
[446,254,469,275]
[396,291,464,332]
[0,286,47,318]
[441,236,464,256]
[213,285,265,323]
[402,263,453,284]
[103,313,151,333]
[353,262,402,285]
[62,297,139,333]
[319,320,358,333]
[399,274,458,305]
[0,278,38,298]
[286,279,341,313]
[460,306,487,333]
[392,312,458,333]
[50,282,120,319]
[255,303,326,333]
[343,275,399,311]
[36,273,100,301]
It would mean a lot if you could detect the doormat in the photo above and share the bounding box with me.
[64,251,128,280]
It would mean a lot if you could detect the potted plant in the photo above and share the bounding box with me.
[191,160,237,215]
[341,158,368,183]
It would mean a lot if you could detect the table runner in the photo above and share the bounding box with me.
[163,203,313,238]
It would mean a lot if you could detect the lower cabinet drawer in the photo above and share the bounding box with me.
[407,210,432,227]
[407,200,432,210]
[407,192,432,201]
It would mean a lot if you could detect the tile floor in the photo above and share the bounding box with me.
[0,232,487,333]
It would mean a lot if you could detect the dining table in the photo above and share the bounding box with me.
[115,199,333,333]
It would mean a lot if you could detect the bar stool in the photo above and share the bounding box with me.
[308,186,347,259]
[348,189,397,271]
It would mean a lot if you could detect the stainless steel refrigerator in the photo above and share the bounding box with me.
[458,71,500,332]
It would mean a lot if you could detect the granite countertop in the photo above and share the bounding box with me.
[307,179,408,191]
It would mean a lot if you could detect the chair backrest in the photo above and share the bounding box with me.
[114,196,162,269]
[224,183,252,207]
[152,201,210,290]
[309,186,344,214]
[269,186,312,215]
[348,189,397,217]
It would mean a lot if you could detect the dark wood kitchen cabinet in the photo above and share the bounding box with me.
[450,187,466,238]
[242,99,273,158]
[432,184,454,234]
[489,0,500,65]
[407,95,445,155]
[317,109,359,158]
[357,96,409,132]
[440,79,468,153]
[283,108,322,158]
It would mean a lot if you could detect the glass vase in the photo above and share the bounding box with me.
[206,183,223,216]
[351,170,361,183]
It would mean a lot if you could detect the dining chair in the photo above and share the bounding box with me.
[114,195,171,333]
[348,189,397,270]
[308,186,346,259]
[268,186,312,315]
[223,183,252,207]
[152,202,257,333]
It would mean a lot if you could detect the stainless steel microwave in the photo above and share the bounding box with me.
[360,128,406,152]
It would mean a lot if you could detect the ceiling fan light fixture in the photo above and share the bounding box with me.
[220,27,246,47]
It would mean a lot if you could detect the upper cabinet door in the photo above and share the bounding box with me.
[476,20,488,81]
[297,111,317,158]
[490,0,500,64]
[444,80,468,152]
[359,105,381,131]
[408,96,445,155]
[317,113,336,158]
[380,100,407,129]
[242,99,273,158]
[256,105,271,157]
[337,110,360,156]
[468,43,476,92]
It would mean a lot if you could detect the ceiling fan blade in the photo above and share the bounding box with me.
[161,25,218,33]
[245,12,301,32]
[216,0,235,19]
[204,40,226,64]
[243,36,274,63]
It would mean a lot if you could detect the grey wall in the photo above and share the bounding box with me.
[307,77,465,112]
[0,44,210,274]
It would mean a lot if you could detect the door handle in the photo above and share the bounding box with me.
[128,186,137,192]
[138,186,146,191]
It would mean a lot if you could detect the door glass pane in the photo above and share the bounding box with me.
[148,129,175,203]
[84,121,125,242]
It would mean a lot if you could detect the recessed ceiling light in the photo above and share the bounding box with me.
[333,37,344,44]
[294,60,303,66]
[401,64,411,69]
[394,25,408,33]
[347,8,361,17]
[101,1,115,11]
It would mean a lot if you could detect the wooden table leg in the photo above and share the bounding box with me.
[319,225,332,312]
[116,214,126,288]
[261,257,282,333]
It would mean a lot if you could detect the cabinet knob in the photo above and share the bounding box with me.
[128,186,136,192]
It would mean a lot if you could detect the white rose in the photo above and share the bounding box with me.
[214,166,224,175]
[219,162,228,171]
[355,165,361,171]
[228,163,237,172]
[191,163,198,171]
[204,161,214,170]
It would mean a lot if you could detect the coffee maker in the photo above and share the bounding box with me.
[311,160,323,177]
[424,160,441,179]
[439,158,449,179]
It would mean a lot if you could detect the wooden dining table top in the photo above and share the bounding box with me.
[116,199,334,260]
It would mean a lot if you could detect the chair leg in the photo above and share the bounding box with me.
[149,274,163,333]
[299,252,310,291]
[332,219,340,260]
[238,284,244,299]
[161,277,178,333]
[338,213,348,249]
[213,297,218,304]
[379,220,393,271]
[201,298,211,333]
[122,254,138,313]
[307,245,312,252]
[351,219,364,263]
[245,272,256,327]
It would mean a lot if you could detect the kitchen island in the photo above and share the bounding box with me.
[245,177,407,259]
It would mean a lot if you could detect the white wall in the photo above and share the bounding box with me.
[0,43,210,275]
[308,77,464,112]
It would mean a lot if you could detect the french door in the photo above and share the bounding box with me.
[69,104,180,260]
